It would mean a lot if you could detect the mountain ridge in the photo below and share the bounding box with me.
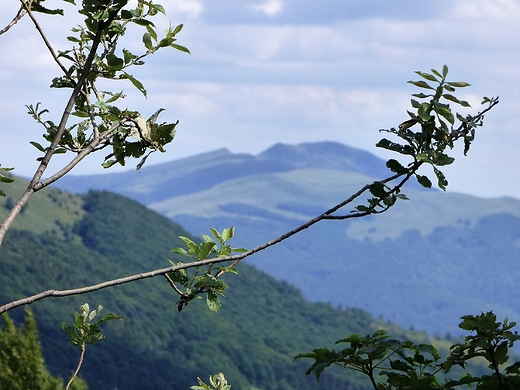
[51,141,520,336]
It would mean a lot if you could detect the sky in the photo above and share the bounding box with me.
[0,0,519,199]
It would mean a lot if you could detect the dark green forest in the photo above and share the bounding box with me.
[0,187,435,389]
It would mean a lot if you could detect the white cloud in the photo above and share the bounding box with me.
[451,0,520,21]
[249,0,284,16]
[164,0,204,20]
[1,1,520,198]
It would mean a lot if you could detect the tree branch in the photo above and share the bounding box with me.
[0,165,417,315]
[20,0,71,78]
[0,5,27,36]
[0,17,113,245]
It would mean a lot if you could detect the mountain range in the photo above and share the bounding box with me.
[55,141,520,336]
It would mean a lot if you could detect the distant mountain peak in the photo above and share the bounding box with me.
[258,140,388,177]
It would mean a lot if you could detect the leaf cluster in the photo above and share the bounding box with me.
[61,303,122,347]
[376,65,498,191]
[191,372,232,390]
[298,311,520,389]
[25,0,189,172]
[168,227,247,312]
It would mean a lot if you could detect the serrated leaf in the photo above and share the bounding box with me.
[386,159,408,174]
[433,167,448,190]
[207,291,222,312]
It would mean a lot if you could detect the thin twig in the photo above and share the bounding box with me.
[0,6,27,36]
[163,274,186,296]
[20,0,71,79]
[65,345,85,390]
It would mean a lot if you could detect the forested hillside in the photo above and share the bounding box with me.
[0,184,427,389]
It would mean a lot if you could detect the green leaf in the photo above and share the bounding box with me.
[143,32,154,50]
[435,103,455,125]
[433,167,448,190]
[407,80,435,90]
[145,25,157,42]
[120,72,147,97]
[170,43,191,54]
[417,102,432,121]
[369,182,387,198]
[132,18,154,27]
[409,99,421,109]
[221,227,235,242]
[447,81,471,88]
[29,141,47,152]
[442,64,449,77]
[158,37,174,48]
[431,68,442,78]
[376,138,415,156]
[30,3,64,15]
[386,159,408,174]
[416,174,432,188]
[171,247,189,257]
[172,24,184,35]
[206,291,222,312]
[122,49,136,64]
[121,9,133,19]
[415,71,438,82]
[152,4,166,15]
[106,53,124,69]
[411,92,430,99]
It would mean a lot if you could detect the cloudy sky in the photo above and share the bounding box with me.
[0,0,519,199]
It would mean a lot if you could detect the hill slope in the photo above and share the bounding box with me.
[54,141,520,336]
[0,184,415,389]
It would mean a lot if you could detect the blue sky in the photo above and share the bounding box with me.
[0,0,519,199]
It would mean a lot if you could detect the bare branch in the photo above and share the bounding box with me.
[0,6,27,36]
[20,0,71,79]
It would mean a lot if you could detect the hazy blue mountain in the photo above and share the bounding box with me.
[54,141,520,336]
[56,141,392,203]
